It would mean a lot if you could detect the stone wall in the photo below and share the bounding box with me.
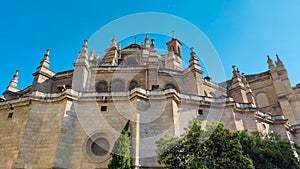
[0,104,30,169]
[15,99,67,168]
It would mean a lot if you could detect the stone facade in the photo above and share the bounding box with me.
[1,35,300,169]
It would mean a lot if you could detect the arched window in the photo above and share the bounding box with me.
[111,79,125,92]
[256,93,270,108]
[95,81,108,93]
[164,84,177,91]
[129,81,138,91]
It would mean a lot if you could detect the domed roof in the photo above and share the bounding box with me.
[124,44,141,49]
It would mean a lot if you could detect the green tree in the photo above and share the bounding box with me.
[232,131,300,169]
[156,119,254,169]
[108,120,131,169]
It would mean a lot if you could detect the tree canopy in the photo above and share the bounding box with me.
[108,120,131,169]
[156,119,300,169]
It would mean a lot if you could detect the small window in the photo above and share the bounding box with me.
[8,112,13,118]
[101,106,107,112]
[197,109,203,116]
[152,85,159,90]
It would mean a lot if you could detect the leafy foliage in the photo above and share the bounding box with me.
[108,120,131,169]
[232,131,300,169]
[156,119,300,169]
[156,119,254,169]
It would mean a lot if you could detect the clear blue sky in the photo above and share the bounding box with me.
[1,0,300,91]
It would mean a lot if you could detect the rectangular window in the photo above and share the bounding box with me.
[8,112,13,118]
[101,106,107,112]
[197,109,203,116]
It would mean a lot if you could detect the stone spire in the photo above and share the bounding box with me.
[188,47,201,71]
[150,39,155,49]
[275,54,283,67]
[110,36,117,47]
[6,70,20,92]
[31,49,55,93]
[89,48,95,60]
[241,72,256,105]
[117,42,121,50]
[184,47,204,96]
[267,55,274,67]
[144,34,150,48]
[39,49,51,68]
[228,66,251,103]
[78,40,88,59]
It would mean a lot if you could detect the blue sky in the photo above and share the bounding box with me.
[1,0,300,91]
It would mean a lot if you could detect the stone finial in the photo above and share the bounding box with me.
[117,42,121,50]
[189,47,197,60]
[232,65,240,77]
[12,70,19,85]
[232,65,236,71]
[190,47,195,53]
[276,54,283,66]
[45,49,50,56]
[89,48,95,60]
[6,70,20,92]
[267,55,273,64]
[144,34,150,48]
[189,47,200,68]
[110,36,117,47]
[267,55,275,70]
[144,34,149,44]
[77,40,89,59]
[151,39,155,45]
[43,49,50,61]
[83,40,88,47]
[151,39,155,49]
[82,40,88,51]
[241,72,247,83]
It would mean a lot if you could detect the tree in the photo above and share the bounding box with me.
[157,119,300,169]
[156,119,254,169]
[232,131,300,169]
[108,120,131,169]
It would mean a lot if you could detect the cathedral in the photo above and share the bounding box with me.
[1,34,300,169]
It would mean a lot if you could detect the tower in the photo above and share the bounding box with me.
[165,33,183,70]
[166,34,182,58]
[227,66,249,103]
[268,55,297,124]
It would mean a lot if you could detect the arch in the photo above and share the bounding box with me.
[129,80,138,91]
[95,81,108,93]
[256,92,270,108]
[164,83,178,91]
[111,79,125,92]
